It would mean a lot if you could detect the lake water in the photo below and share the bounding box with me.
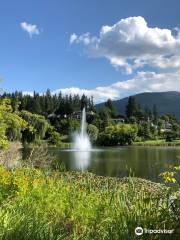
[46,146,180,183]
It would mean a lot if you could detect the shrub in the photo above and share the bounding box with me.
[0,98,27,149]
[87,124,99,142]
[98,124,138,146]
[48,130,62,145]
[20,111,50,143]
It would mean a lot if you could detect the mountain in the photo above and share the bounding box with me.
[96,91,180,118]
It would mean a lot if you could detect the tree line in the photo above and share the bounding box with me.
[0,91,180,149]
[2,90,95,116]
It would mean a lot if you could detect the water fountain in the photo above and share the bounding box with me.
[73,108,91,171]
[73,108,91,151]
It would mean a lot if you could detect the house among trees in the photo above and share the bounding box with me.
[161,121,172,132]
[111,114,125,124]
[139,116,151,124]
[73,110,95,120]
[73,111,82,120]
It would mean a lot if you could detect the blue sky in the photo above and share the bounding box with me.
[1,0,180,102]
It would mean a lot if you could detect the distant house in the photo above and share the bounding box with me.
[139,117,151,124]
[161,122,172,132]
[111,114,125,124]
[47,113,56,119]
[73,110,95,120]
[73,111,81,120]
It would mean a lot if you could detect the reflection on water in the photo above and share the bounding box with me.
[73,151,91,171]
[21,146,180,183]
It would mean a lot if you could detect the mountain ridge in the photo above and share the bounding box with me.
[96,91,180,118]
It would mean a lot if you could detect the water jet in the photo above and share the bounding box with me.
[73,108,91,151]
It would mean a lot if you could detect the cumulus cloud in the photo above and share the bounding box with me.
[20,22,40,38]
[23,17,180,103]
[51,71,180,103]
[70,33,78,44]
[70,16,180,73]
[23,70,180,103]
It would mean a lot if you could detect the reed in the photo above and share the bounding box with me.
[0,167,178,239]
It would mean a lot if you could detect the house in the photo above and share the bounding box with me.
[139,116,151,124]
[73,110,95,120]
[73,111,82,120]
[161,122,172,132]
[111,114,125,124]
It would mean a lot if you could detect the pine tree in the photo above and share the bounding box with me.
[153,104,158,122]
[126,97,139,118]
[104,99,116,117]
[81,94,88,110]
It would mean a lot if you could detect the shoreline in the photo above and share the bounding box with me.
[133,140,180,147]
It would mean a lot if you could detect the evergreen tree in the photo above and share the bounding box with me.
[152,104,158,122]
[81,94,88,110]
[104,99,116,117]
[144,106,152,120]
[1,90,94,120]
[126,97,139,118]
[45,89,54,115]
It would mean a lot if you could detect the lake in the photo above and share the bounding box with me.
[42,146,180,183]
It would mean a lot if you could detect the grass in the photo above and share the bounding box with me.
[133,139,180,146]
[0,166,179,240]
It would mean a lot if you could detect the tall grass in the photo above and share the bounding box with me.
[0,167,178,239]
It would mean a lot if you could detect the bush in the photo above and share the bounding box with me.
[98,124,138,146]
[59,118,80,135]
[87,124,99,142]
[20,111,50,143]
[0,98,27,149]
[48,130,62,145]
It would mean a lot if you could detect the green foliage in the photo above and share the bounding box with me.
[104,98,116,117]
[87,124,99,142]
[2,90,180,147]
[0,107,8,149]
[160,163,180,189]
[20,111,50,143]
[59,118,80,135]
[0,98,27,149]
[0,167,178,240]
[152,104,158,122]
[133,139,180,146]
[160,165,180,220]
[97,92,180,118]
[138,123,151,140]
[98,106,112,130]
[47,127,62,145]
[2,90,95,117]
[98,124,138,146]
[128,116,137,124]
[126,96,139,119]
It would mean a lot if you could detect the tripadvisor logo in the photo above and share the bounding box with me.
[135,227,143,236]
[135,226,174,236]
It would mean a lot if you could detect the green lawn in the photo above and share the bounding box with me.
[133,139,180,146]
[0,167,178,240]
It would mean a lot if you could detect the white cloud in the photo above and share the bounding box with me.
[20,22,40,38]
[70,33,78,44]
[22,91,34,96]
[23,17,180,103]
[23,70,180,103]
[70,16,180,73]
[51,71,180,103]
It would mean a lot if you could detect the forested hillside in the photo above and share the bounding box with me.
[96,91,180,117]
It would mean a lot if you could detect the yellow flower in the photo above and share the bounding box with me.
[174,165,180,170]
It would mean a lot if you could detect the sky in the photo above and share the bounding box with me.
[0,0,180,102]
